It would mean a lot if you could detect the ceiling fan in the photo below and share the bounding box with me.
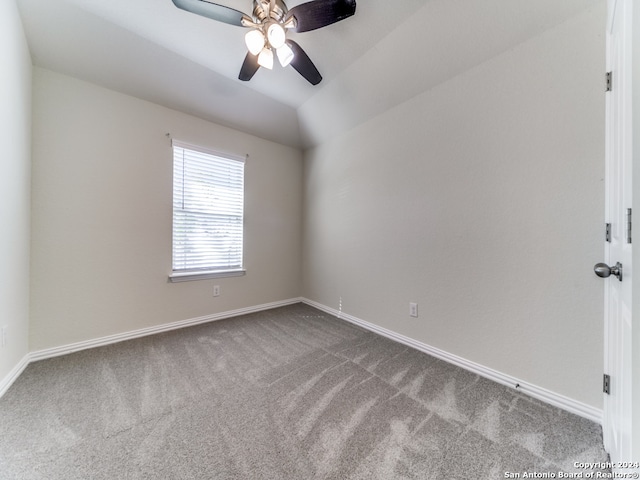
[172,0,357,85]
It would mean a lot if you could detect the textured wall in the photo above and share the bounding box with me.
[302,6,605,408]
[0,0,31,384]
[30,68,303,351]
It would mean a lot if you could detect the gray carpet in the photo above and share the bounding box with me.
[0,303,609,479]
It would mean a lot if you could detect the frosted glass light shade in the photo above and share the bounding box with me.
[276,44,294,67]
[267,23,286,49]
[257,47,274,69]
[245,29,265,56]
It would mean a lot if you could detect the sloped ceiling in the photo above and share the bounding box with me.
[17,0,601,148]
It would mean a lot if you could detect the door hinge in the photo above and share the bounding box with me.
[606,72,612,92]
[627,208,632,243]
[606,223,611,242]
[603,374,611,395]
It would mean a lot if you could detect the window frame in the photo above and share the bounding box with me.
[168,140,246,283]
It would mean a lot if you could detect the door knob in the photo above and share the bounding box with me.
[594,262,623,281]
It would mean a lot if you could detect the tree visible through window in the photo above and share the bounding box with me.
[171,141,245,278]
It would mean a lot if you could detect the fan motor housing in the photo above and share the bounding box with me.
[252,0,288,23]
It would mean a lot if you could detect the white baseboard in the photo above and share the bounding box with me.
[0,298,302,398]
[29,297,303,362]
[301,297,603,425]
[1,297,604,426]
[0,353,30,399]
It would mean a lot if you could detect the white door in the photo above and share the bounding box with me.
[602,0,633,467]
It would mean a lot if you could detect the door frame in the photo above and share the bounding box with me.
[604,0,638,465]
[631,0,639,464]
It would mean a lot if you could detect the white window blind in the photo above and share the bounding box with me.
[172,141,245,277]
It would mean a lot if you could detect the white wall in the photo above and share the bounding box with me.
[30,68,303,351]
[0,0,32,386]
[302,6,605,408]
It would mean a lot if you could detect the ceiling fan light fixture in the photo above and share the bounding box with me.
[245,29,265,55]
[171,0,357,85]
[257,47,274,69]
[267,22,286,49]
[276,43,294,67]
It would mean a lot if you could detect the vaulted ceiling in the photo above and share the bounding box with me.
[17,0,601,148]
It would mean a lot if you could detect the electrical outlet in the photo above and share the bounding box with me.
[213,285,221,297]
[409,303,418,318]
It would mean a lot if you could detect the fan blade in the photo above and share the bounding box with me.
[287,40,322,85]
[285,0,356,33]
[239,52,260,81]
[172,0,248,26]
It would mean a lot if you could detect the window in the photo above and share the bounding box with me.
[170,140,245,282]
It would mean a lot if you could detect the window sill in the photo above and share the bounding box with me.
[169,269,246,283]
